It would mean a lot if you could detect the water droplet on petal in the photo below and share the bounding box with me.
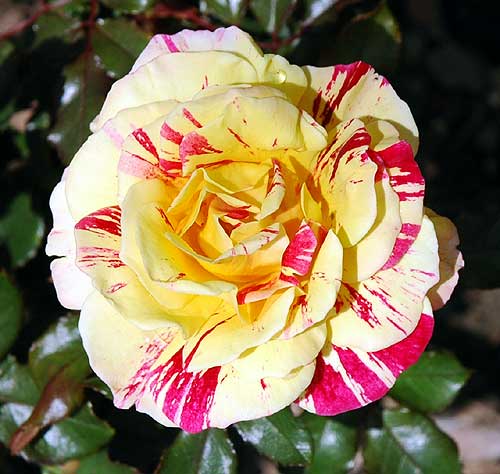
[276,70,287,83]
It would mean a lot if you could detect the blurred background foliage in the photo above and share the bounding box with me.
[0,0,499,473]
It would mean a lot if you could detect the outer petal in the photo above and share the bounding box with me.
[130,26,307,103]
[426,208,464,310]
[46,171,74,257]
[378,140,425,270]
[300,62,419,152]
[50,257,93,310]
[81,291,315,432]
[329,216,439,351]
[132,26,267,72]
[79,291,173,398]
[75,206,183,331]
[46,172,93,310]
[298,298,434,415]
[92,51,258,132]
[231,323,327,378]
[209,363,315,430]
[67,100,177,221]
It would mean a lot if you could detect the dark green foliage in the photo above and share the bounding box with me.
[236,408,313,466]
[0,403,114,465]
[364,409,462,474]
[0,194,45,268]
[157,429,237,474]
[92,18,149,78]
[47,54,111,164]
[302,413,357,474]
[0,275,23,359]
[390,351,470,413]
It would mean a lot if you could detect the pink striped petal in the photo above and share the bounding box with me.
[257,160,286,220]
[237,276,293,305]
[81,292,314,433]
[75,206,174,330]
[282,230,343,339]
[119,339,221,433]
[131,26,264,73]
[378,141,425,270]
[298,299,434,415]
[309,62,373,128]
[300,61,418,152]
[313,119,378,248]
[329,216,439,351]
[280,220,318,283]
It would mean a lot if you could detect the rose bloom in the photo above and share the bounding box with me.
[47,27,463,432]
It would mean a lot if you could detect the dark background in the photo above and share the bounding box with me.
[1,0,499,473]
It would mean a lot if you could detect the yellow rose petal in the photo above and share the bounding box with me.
[329,216,439,351]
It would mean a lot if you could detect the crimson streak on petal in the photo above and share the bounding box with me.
[75,206,121,236]
[313,62,372,127]
[118,318,232,432]
[298,310,434,415]
[378,141,425,270]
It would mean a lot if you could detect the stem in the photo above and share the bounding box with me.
[144,3,216,31]
[85,0,99,52]
[0,0,72,42]
[259,25,309,52]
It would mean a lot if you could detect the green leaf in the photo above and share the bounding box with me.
[303,0,339,25]
[60,0,91,19]
[0,273,22,358]
[0,42,14,64]
[0,102,16,131]
[200,0,247,23]
[100,0,154,14]
[48,53,110,164]
[84,376,113,399]
[43,450,138,474]
[327,1,401,73]
[7,315,91,455]
[364,408,461,474]
[157,429,236,474]
[0,403,114,464]
[32,11,82,48]
[235,408,312,466]
[0,356,40,405]
[92,18,149,79]
[9,354,90,456]
[390,351,470,413]
[29,314,88,387]
[26,111,51,132]
[13,133,30,159]
[250,0,297,34]
[302,413,356,474]
[0,194,45,268]
[74,451,138,474]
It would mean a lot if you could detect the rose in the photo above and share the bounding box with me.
[47,26,463,432]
